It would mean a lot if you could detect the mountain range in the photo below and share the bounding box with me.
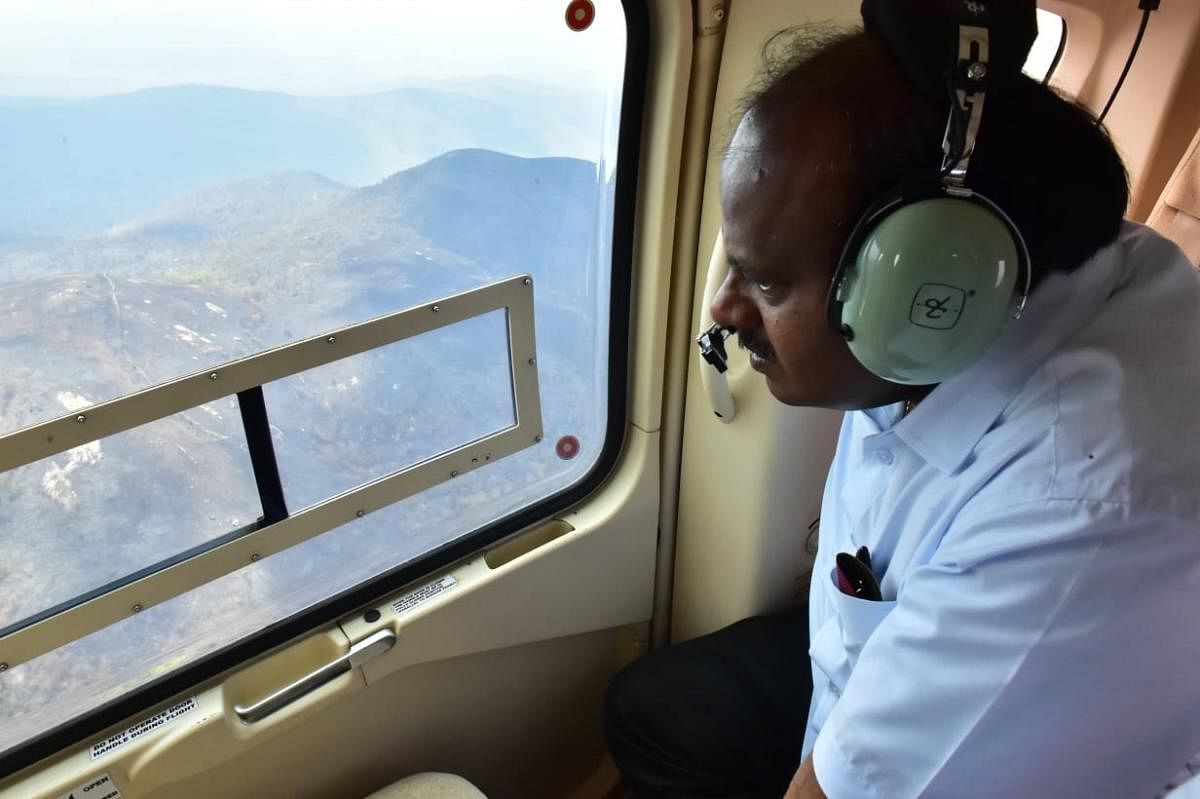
[0,79,609,239]
[0,138,616,742]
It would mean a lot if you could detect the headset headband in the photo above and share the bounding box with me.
[860,0,1037,99]
[821,0,1036,386]
[942,24,989,186]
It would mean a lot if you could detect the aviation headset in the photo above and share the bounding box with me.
[825,0,1036,385]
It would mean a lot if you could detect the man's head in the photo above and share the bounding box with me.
[710,25,1128,409]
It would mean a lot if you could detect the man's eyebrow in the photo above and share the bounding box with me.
[727,254,766,279]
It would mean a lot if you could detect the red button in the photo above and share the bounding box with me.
[565,0,595,32]
[555,435,581,460]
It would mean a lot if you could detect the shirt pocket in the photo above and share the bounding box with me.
[828,566,898,670]
[806,614,850,743]
[807,573,898,743]
[810,613,852,694]
[835,591,897,670]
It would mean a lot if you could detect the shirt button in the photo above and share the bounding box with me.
[876,449,895,465]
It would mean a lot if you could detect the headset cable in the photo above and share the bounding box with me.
[1097,0,1161,125]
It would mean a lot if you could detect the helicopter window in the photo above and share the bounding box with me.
[0,0,635,764]
[1024,9,1067,83]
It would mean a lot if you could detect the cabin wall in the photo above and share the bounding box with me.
[1046,0,1200,220]
[669,0,854,643]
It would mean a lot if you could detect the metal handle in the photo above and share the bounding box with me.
[234,628,395,723]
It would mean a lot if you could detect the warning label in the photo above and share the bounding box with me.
[90,697,197,760]
[391,575,457,616]
[55,772,122,799]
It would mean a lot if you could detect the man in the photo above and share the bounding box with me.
[605,3,1200,798]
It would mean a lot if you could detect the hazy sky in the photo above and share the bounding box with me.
[0,0,627,97]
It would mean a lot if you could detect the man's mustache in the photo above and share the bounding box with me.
[737,331,775,361]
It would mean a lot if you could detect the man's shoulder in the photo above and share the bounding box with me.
[1115,219,1198,266]
[996,225,1200,513]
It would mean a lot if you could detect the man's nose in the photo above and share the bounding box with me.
[710,270,758,331]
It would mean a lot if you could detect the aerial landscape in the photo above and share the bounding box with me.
[0,78,619,748]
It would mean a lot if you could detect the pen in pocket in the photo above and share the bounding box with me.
[836,547,882,601]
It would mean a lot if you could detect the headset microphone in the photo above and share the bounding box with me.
[697,324,734,374]
[696,324,736,420]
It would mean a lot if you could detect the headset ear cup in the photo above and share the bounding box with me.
[833,188,1028,385]
[828,190,907,341]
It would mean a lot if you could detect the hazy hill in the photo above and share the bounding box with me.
[1,144,610,505]
[2,150,609,343]
[336,149,607,311]
[109,171,353,242]
[0,86,370,239]
[304,82,602,185]
[0,82,607,240]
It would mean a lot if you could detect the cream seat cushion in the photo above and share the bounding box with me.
[1148,127,1200,266]
[364,772,487,799]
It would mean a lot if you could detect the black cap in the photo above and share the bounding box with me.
[861,0,1037,97]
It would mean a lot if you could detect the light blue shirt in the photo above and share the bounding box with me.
[805,223,1200,798]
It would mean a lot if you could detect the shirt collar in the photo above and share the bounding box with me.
[890,227,1132,474]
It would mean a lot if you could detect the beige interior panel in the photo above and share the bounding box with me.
[649,0,731,647]
[1042,0,1104,100]
[2,628,636,799]
[1136,31,1200,223]
[1149,126,1200,264]
[670,0,855,643]
[1046,0,1200,220]
[627,1,694,432]
[345,428,661,677]
[156,628,637,799]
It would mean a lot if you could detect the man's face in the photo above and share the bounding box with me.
[710,111,896,410]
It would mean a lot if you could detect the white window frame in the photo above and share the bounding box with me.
[0,274,542,670]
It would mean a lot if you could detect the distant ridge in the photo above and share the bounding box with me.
[0,82,605,239]
[108,171,352,241]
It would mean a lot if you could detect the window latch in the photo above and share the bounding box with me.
[234,628,396,724]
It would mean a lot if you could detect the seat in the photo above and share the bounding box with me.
[364,772,487,799]
[1148,126,1200,265]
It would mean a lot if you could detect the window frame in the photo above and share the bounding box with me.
[1042,16,1067,85]
[0,276,543,670]
[1028,9,1068,85]
[0,0,649,777]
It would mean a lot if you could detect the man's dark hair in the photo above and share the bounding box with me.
[736,25,1130,280]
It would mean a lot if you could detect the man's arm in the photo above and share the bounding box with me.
[784,756,826,799]
[800,501,1200,797]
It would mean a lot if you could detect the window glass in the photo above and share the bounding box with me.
[1023,9,1066,83]
[0,0,627,754]
[266,310,516,509]
[0,409,258,630]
